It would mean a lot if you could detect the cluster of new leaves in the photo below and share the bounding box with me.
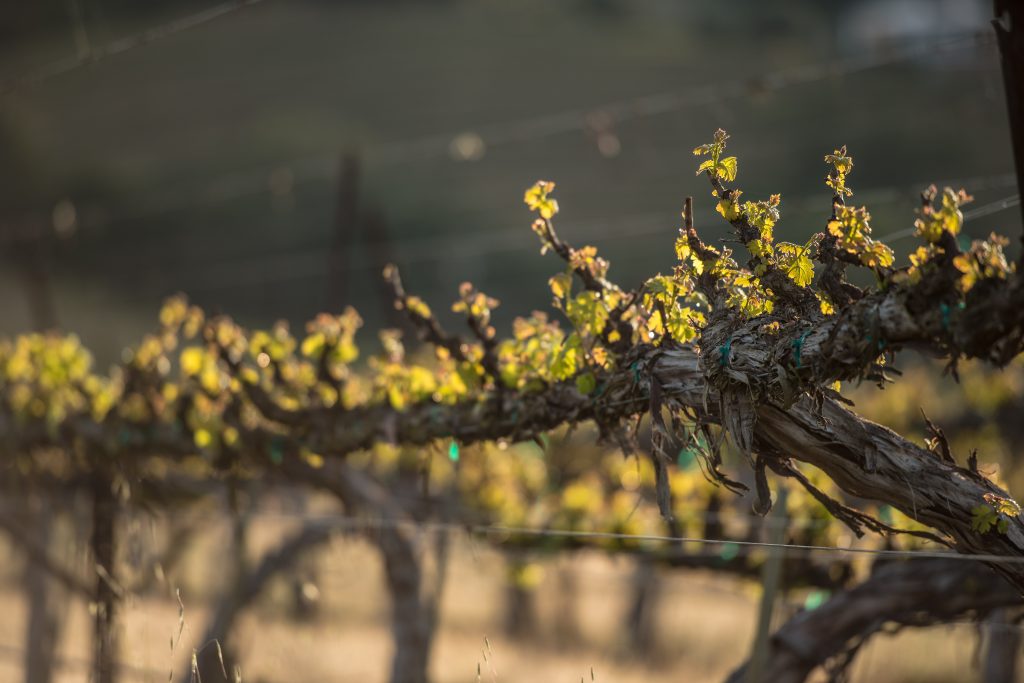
[972,493,1023,535]
[953,233,1016,291]
[1,334,103,426]
[691,131,819,317]
[528,188,625,383]
[823,147,895,270]
[894,187,1016,292]
[915,186,971,244]
[693,128,738,183]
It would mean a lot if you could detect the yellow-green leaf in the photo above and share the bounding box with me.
[716,156,738,182]
[549,272,572,299]
[575,372,597,395]
[300,332,326,359]
[180,347,204,376]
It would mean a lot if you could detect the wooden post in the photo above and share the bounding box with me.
[19,220,62,683]
[16,222,58,332]
[378,524,433,683]
[625,557,661,655]
[504,555,540,640]
[746,486,788,683]
[21,492,66,683]
[982,608,1021,683]
[67,0,93,59]
[363,208,404,328]
[994,0,1024,233]
[326,153,360,312]
[91,473,119,683]
[553,559,582,647]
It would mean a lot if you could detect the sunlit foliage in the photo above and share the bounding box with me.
[1,129,1019,549]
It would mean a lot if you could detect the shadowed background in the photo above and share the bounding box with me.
[0,0,1018,361]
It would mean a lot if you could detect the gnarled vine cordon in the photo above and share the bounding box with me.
[2,130,1024,590]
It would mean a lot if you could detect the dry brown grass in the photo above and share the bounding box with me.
[0,519,1014,682]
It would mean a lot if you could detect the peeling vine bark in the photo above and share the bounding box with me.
[272,345,1024,592]
[11,338,1024,593]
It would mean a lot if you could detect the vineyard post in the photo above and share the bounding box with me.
[19,222,63,683]
[91,470,120,683]
[985,6,1024,677]
[377,467,449,683]
[982,608,1022,683]
[16,221,58,333]
[363,207,404,327]
[994,0,1024,232]
[553,557,583,647]
[503,554,540,639]
[746,486,789,683]
[625,557,661,655]
[20,491,65,683]
[196,479,251,678]
[326,152,360,312]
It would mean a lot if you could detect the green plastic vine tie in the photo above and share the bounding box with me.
[939,302,951,332]
[718,338,733,368]
[792,329,811,369]
[677,447,696,470]
[879,505,894,525]
[630,361,641,384]
[448,440,460,463]
[804,590,831,611]
[863,332,886,353]
[269,437,285,465]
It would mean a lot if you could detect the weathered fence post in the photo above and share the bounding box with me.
[91,472,119,683]
[982,607,1021,683]
[21,492,67,683]
[746,487,789,683]
[994,0,1024,231]
[625,557,662,656]
[327,152,360,312]
[504,554,540,640]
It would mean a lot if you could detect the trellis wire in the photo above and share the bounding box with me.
[0,0,267,94]
[4,29,994,233]
[168,185,1023,293]
[128,505,833,532]
[125,508,1024,566]
[880,192,1022,243]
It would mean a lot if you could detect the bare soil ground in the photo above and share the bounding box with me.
[0,521,1008,683]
